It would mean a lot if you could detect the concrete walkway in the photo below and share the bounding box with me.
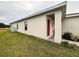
[62,39,79,46]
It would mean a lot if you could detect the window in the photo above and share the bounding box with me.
[17,24,18,29]
[24,21,27,30]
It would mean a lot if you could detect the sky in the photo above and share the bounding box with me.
[0,1,79,25]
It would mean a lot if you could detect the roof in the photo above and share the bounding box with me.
[10,1,67,24]
[66,13,79,18]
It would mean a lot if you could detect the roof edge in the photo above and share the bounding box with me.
[10,1,67,24]
[66,13,79,18]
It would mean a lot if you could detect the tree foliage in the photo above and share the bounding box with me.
[0,23,9,28]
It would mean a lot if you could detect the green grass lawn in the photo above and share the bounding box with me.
[0,29,79,57]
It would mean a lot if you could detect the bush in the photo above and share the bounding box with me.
[73,35,79,42]
[62,32,79,42]
[0,23,9,28]
[62,32,73,40]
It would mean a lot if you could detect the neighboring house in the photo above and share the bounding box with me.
[63,13,79,35]
[10,2,67,43]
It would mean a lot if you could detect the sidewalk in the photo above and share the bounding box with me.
[62,39,79,46]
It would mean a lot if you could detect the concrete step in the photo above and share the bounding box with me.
[48,36,54,41]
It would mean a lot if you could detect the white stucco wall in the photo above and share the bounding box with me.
[54,10,62,43]
[11,15,47,39]
[10,23,17,32]
[11,9,63,43]
[62,16,79,35]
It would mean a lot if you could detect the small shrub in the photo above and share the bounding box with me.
[73,35,79,42]
[63,32,79,42]
[62,32,73,40]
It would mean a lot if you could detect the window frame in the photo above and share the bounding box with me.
[24,21,28,30]
[17,24,18,29]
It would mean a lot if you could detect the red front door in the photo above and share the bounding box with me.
[47,19,50,36]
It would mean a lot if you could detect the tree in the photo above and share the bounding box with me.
[0,23,9,28]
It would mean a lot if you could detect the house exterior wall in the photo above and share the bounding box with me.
[62,16,79,35]
[10,23,17,32]
[19,15,47,39]
[11,15,47,39]
[54,10,62,43]
[11,9,63,43]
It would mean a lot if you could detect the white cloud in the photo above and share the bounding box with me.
[25,3,33,10]
[67,1,79,14]
[0,16,7,20]
[0,16,12,25]
[0,16,8,24]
